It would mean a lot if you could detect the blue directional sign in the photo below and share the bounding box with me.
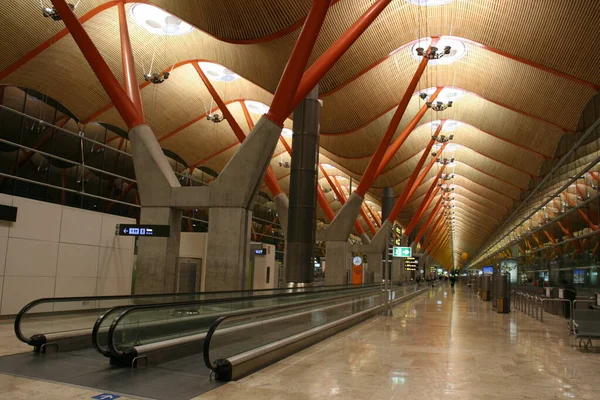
[92,394,121,400]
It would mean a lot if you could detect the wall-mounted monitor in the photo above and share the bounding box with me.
[0,205,17,222]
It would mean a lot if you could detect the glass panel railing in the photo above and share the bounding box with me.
[107,286,380,358]
[204,288,383,370]
[16,284,374,348]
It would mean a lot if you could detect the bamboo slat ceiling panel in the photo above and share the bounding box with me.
[1,0,599,262]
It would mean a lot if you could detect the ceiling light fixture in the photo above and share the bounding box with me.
[411,37,467,66]
[131,4,193,36]
[41,2,76,21]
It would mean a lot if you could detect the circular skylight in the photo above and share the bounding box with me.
[406,0,453,5]
[198,62,240,82]
[419,87,466,104]
[244,101,270,115]
[410,37,467,65]
[282,128,293,137]
[434,143,460,152]
[131,4,193,36]
[430,119,461,132]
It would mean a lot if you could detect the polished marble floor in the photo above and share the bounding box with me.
[0,284,597,399]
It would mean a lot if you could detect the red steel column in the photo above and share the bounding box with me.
[405,193,443,238]
[402,165,448,235]
[117,2,143,116]
[317,185,336,222]
[195,64,284,197]
[373,88,443,180]
[354,39,440,196]
[387,162,446,223]
[50,0,142,128]
[422,211,445,249]
[292,0,395,109]
[266,0,331,125]
[403,142,447,204]
[413,201,444,246]
[364,201,382,228]
[386,125,444,218]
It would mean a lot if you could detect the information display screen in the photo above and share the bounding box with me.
[404,256,419,271]
[483,266,494,274]
[116,224,170,237]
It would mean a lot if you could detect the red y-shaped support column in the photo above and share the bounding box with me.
[194,63,284,197]
[354,40,440,196]
[413,201,444,246]
[266,0,332,125]
[50,0,143,129]
[402,165,447,236]
[117,2,143,116]
[373,88,443,180]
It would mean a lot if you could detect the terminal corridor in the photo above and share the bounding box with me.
[202,285,597,400]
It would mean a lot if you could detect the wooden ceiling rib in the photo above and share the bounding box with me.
[0,0,598,261]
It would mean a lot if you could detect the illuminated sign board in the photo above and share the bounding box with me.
[404,256,419,271]
[393,246,412,258]
[116,224,170,237]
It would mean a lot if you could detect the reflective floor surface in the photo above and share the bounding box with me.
[197,284,599,400]
[0,283,597,399]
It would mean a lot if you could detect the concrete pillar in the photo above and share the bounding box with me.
[273,192,289,235]
[285,86,320,284]
[134,207,182,294]
[205,207,252,291]
[367,252,382,282]
[325,240,350,285]
[381,187,394,283]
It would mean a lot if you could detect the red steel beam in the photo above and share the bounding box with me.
[265,0,330,125]
[404,187,443,237]
[364,201,381,228]
[354,39,439,197]
[373,88,443,180]
[194,64,284,197]
[388,158,447,223]
[50,0,143,129]
[389,131,444,216]
[117,2,143,116]
[317,185,336,222]
[291,0,394,111]
[413,200,444,246]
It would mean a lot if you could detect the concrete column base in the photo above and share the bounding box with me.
[134,207,182,294]
[367,252,382,283]
[205,207,252,291]
[325,240,350,285]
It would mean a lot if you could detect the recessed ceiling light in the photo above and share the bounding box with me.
[406,0,453,5]
[244,100,270,115]
[131,4,193,36]
[198,62,240,82]
[410,37,467,65]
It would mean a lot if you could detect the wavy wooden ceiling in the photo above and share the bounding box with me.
[0,0,599,264]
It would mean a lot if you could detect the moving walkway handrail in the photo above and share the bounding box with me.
[201,287,384,372]
[16,283,371,346]
[104,285,381,360]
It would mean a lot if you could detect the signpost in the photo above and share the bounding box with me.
[404,256,419,271]
[392,246,412,258]
[115,224,170,237]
